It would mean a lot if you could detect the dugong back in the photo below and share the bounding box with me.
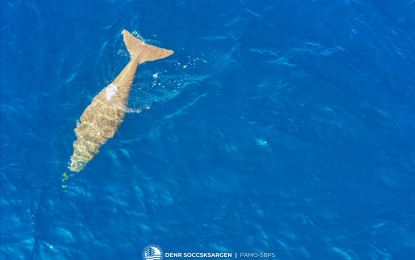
[69,96,125,172]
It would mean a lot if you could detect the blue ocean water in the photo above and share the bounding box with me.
[1,0,415,259]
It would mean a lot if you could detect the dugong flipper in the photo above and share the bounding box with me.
[69,30,173,172]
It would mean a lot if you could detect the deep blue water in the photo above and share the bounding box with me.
[1,0,415,259]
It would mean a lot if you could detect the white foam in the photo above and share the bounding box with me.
[106,84,118,100]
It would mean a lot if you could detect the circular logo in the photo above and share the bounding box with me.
[142,245,163,260]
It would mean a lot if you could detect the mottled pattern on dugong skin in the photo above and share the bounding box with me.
[69,30,173,172]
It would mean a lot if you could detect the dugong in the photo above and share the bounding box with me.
[69,30,173,172]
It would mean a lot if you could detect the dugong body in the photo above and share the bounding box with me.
[69,30,173,172]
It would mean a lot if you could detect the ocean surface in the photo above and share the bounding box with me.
[1,0,415,259]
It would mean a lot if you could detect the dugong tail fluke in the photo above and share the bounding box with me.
[69,30,173,172]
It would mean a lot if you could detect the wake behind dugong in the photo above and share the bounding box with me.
[69,30,173,172]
